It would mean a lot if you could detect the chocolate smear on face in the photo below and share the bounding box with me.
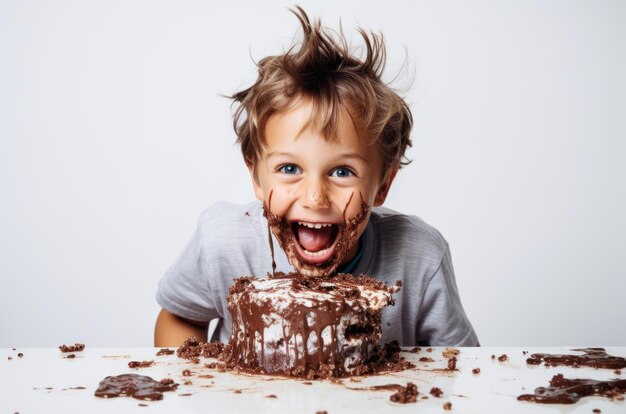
[526,348,626,370]
[265,189,277,277]
[518,374,626,404]
[263,191,370,278]
[94,374,178,401]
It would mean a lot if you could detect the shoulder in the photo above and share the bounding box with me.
[369,206,449,254]
[197,200,263,229]
[195,200,265,249]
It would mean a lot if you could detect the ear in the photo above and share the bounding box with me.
[247,162,265,201]
[373,168,398,207]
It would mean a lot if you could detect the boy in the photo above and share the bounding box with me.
[155,7,478,347]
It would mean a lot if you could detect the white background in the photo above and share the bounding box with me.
[1,0,625,347]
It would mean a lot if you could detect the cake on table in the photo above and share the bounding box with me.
[222,271,404,378]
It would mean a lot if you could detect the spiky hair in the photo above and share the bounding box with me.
[230,6,413,178]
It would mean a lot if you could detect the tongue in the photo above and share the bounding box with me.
[297,226,334,252]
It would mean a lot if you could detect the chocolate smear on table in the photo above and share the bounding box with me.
[517,373,626,404]
[128,360,154,368]
[94,374,178,401]
[59,343,85,353]
[526,348,626,370]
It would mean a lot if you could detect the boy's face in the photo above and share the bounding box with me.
[250,99,396,277]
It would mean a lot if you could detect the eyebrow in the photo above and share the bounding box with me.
[266,151,368,163]
[265,151,292,159]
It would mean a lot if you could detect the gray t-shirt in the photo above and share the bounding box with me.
[156,201,478,346]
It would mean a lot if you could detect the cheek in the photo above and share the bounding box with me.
[265,187,297,217]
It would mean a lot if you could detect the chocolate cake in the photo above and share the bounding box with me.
[224,272,401,377]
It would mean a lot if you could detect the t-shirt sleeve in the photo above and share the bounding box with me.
[156,211,222,323]
[415,246,478,346]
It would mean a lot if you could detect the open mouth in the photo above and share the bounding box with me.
[290,221,340,265]
[263,193,371,278]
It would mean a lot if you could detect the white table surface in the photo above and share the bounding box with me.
[1,346,624,413]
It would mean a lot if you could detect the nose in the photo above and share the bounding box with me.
[302,178,330,210]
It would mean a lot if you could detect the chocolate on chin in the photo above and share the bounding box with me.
[263,195,370,278]
[223,272,404,378]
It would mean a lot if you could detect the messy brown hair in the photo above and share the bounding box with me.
[230,6,413,180]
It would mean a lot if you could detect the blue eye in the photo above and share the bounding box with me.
[331,167,354,178]
[279,164,301,175]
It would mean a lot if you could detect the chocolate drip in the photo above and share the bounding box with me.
[526,348,626,370]
[518,374,626,404]
[263,190,277,277]
[94,374,178,401]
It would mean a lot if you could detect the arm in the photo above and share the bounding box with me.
[154,308,208,347]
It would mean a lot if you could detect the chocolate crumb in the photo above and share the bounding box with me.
[315,411,328,414]
[266,394,278,398]
[199,374,214,379]
[177,337,224,360]
[409,346,421,353]
[59,343,85,353]
[183,381,193,385]
[182,369,191,377]
[138,403,148,407]
[65,354,76,359]
[447,356,457,371]
[427,348,433,352]
[430,387,443,397]
[303,382,313,385]
[443,401,452,410]
[442,348,460,359]
[522,350,528,355]
[498,354,508,362]
[234,389,242,394]
[156,348,175,356]
[491,354,495,359]
[18,353,24,358]
[128,360,154,368]
[179,393,192,397]
[244,211,250,216]
[419,357,434,362]
[592,409,601,413]
[8,356,12,360]
[389,382,418,404]
[422,395,429,399]
[472,368,481,374]
[616,369,622,375]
